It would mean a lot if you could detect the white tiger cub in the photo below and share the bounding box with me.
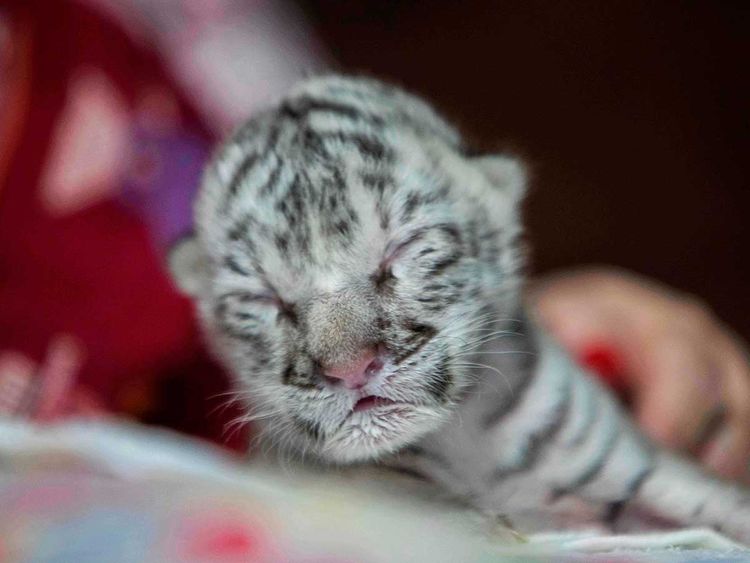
[169,74,750,543]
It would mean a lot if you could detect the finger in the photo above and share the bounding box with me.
[691,405,726,453]
[531,279,722,450]
[527,292,601,351]
[703,333,750,479]
[703,423,750,482]
[632,339,723,452]
[528,270,667,359]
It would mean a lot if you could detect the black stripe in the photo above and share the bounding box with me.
[568,383,599,447]
[554,425,622,496]
[258,159,283,198]
[388,223,462,259]
[428,251,462,276]
[602,462,656,528]
[402,192,422,221]
[690,500,708,519]
[274,234,290,256]
[315,131,395,162]
[228,213,253,242]
[217,321,266,346]
[393,321,437,365]
[401,445,452,474]
[292,416,324,442]
[262,122,281,154]
[378,206,390,230]
[281,95,385,126]
[490,378,572,482]
[481,363,536,429]
[361,172,392,194]
[282,364,296,385]
[301,128,329,159]
[222,153,260,212]
[386,465,430,481]
[347,133,391,160]
[222,119,284,212]
[436,223,462,245]
[224,255,251,277]
[623,462,654,500]
[604,500,626,526]
[282,364,317,389]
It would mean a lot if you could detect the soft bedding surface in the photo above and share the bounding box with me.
[0,419,747,562]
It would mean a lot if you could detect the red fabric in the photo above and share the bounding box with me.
[0,1,246,450]
[579,343,631,401]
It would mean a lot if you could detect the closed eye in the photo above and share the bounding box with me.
[374,236,421,288]
[222,291,278,306]
[377,224,463,284]
[222,290,295,316]
[217,290,297,331]
[376,224,463,287]
[383,223,459,262]
[383,232,425,263]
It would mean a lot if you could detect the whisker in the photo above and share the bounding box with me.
[454,350,536,358]
[451,360,514,397]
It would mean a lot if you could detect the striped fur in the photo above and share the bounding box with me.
[395,321,750,541]
[171,75,750,543]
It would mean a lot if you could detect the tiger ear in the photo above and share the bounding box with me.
[472,154,527,202]
[168,234,208,297]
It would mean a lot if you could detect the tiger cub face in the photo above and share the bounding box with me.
[170,75,527,462]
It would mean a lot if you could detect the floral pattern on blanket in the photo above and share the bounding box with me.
[0,420,747,563]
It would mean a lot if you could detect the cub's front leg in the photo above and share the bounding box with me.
[629,451,750,544]
[401,327,750,544]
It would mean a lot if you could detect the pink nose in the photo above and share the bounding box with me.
[323,347,383,389]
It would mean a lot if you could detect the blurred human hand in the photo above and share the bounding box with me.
[527,267,750,481]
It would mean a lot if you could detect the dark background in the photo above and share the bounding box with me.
[302,1,749,339]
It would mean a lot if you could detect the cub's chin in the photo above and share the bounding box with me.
[321,403,449,464]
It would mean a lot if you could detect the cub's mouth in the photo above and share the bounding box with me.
[352,395,402,412]
[327,399,447,463]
